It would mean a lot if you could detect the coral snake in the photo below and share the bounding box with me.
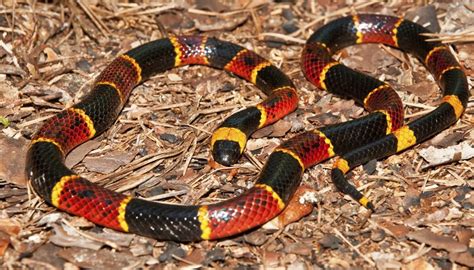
[26,14,469,241]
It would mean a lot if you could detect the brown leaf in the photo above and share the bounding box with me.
[407,229,467,253]
[50,223,103,250]
[405,5,441,33]
[184,248,205,265]
[430,131,464,147]
[65,140,101,168]
[0,232,9,257]
[195,0,230,12]
[262,250,280,267]
[403,186,421,209]
[378,221,411,239]
[269,120,292,137]
[455,228,473,246]
[404,81,437,99]
[460,218,474,227]
[243,230,267,246]
[342,44,391,74]
[194,15,249,32]
[449,251,474,267]
[0,218,21,236]
[57,246,141,269]
[0,135,28,187]
[424,208,449,223]
[83,150,136,174]
[403,257,435,270]
[0,64,27,77]
[419,141,474,169]
[251,125,273,139]
[283,242,312,256]
[43,47,59,62]
[30,243,66,268]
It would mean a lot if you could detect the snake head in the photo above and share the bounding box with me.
[212,140,241,166]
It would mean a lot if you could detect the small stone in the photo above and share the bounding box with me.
[185,249,205,264]
[160,133,179,144]
[363,159,377,175]
[138,147,148,157]
[288,259,306,270]
[76,59,91,72]
[130,241,153,256]
[204,248,225,264]
[453,185,471,203]
[243,230,267,246]
[462,202,473,210]
[433,257,452,270]
[282,20,299,34]
[420,190,435,199]
[153,164,165,173]
[404,5,440,33]
[282,8,294,20]
[370,229,386,242]
[265,40,284,48]
[318,234,341,249]
[220,81,235,92]
[167,73,182,81]
[146,186,164,197]
[158,242,186,262]
[181,19,195,29]
[250,148,262,156]
[403,187,421,209]
[283,242,312,256]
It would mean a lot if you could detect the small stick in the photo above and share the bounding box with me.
[333,228,376,266]
[61,219,121,250]
[145,190,189,201]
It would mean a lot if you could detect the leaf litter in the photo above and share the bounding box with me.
[0,0,473,269]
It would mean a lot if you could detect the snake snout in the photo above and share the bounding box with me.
[212,140,241,166]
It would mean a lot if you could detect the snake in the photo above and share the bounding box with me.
[26,14,469,241]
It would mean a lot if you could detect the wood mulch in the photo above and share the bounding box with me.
[0,0,473,269]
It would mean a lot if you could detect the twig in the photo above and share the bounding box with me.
[289,0,381,37]
[144,189,189,201]
[0,26,25,35]
[258,33,306,44]
[61,219,121,250]
[76,0,110,36]
[333,228,376,266]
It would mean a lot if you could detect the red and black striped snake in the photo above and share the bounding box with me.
[26,14,469,241]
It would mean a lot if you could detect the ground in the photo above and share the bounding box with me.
[0,0,473,269]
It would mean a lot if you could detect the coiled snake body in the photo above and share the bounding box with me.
[26,14,469,241]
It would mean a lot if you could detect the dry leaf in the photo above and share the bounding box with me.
[0,218,21,236]
[419,141,474,169]
[83,151,136,174]
[195,0,229,12]
[269,120,292,137]
[57,246,141,269]
[403,257,435,270]
[449,251,474,267]
[407,229,467,253]
[65,140,101,168]
[50,223,103,250]
[378,221,411,239]
[0,135,28,187]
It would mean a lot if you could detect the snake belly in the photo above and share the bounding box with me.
[26,14,469,241]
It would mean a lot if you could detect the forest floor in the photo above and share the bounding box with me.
[0,0,473,269]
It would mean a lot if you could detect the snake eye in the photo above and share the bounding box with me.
[212,140,241,166]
